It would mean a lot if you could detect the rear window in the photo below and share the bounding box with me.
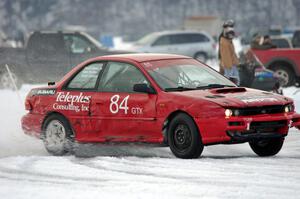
[152,35,171,46]
[271,38,290,48]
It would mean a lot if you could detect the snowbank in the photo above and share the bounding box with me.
[0,85,46,157]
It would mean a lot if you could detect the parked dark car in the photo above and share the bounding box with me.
[0,31,130,89]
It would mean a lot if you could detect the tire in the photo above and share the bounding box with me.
[168,113,203,159]
[271,64,295,87]
[194,52,207,63]
[42,114,74,156]
[0,69,22,90]
[249,138,284,157]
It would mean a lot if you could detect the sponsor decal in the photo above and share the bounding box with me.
[235,95,278,103]
[53,92,91,112]
[109,94,143,115]
[55,92,90,104]
[33,89,56,95]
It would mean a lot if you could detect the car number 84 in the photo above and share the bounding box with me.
[109,95,143,115]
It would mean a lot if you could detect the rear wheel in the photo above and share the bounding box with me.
[249,138,284,157]
[42,114,74,156]
[168,113,203,159]
[271,64,294,87]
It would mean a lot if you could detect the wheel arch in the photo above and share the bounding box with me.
[267,58,298,76]
[41,111,75,137]
[194,51,208,59]
[162,110,201,144]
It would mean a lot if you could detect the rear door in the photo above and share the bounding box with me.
[60,61,105,142]
[149,35,174,53]
[91,61,159,142]
[170,33,212,57]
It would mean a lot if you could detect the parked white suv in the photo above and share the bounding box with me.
[130,31,217,62]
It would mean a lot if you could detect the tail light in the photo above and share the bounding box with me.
[212,43,217,49]
[25,99,32,111]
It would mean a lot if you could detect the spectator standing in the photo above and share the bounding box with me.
[218,20,240,85]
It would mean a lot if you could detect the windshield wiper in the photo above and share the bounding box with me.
[164,86,196,92]
[196,84,235,90]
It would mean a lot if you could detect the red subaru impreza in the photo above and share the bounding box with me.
[22,54,300,158]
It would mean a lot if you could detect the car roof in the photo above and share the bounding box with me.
[97,53,191,63]
[139,30,210,38]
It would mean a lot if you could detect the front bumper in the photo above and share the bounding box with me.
[225,112,300,142]
[197,112,300,144]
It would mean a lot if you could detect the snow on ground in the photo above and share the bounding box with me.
[1,85,300,199]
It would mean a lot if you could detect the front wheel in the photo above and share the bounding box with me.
[42,114,74,156]
[272,65,294,87]
[249,138,284,157]
[168,113,203,159]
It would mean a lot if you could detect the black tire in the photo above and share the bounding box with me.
[168,113,203,159]
[271,64,295,87]
[194,52,207,63]
[42,114,74,156]
[249,138,284,157]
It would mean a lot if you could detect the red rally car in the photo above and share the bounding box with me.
[22,53,300,159]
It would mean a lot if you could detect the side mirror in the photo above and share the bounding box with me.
[48,82,55,86]
[133,83,156,94]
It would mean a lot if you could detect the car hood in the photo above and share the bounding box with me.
[173,87,291,108]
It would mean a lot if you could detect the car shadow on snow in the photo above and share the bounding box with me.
[70,143,300,159]
[72,143,174,158]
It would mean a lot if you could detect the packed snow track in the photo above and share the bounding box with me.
[0,85,300,199]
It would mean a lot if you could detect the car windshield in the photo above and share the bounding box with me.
[135,33,160,45]
[143,59,236,91]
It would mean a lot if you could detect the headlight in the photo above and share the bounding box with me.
[284,106,289,113]
[225,109,233,117]
[284,104,294,113]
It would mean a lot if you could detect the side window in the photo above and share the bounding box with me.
[152,35,171,46]
[28,33,65,54]
[190,34,210,43]
[99,62,149,92]
[170,34,190,44]
[64,35,93,54]
[170,34,210,44]
[67,62,104,89]
[271,39,289,48]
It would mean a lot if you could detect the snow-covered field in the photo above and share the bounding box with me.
[1,85,300,199]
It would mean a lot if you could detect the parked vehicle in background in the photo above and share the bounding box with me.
[129,31,216,63]
[252,48,300,87]
[0,31,130,89]
[271,36,293,48]
[292,30,300,48]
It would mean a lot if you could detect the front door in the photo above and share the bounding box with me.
[90,61,159,142]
